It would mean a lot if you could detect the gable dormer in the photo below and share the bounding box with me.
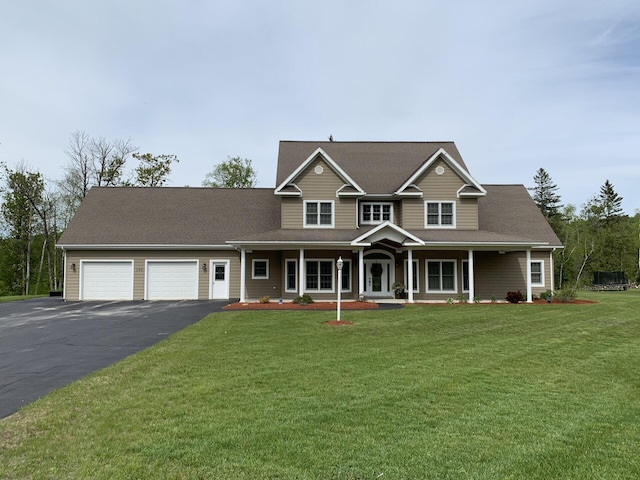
[276,148,363,229]
[396,148,486,231]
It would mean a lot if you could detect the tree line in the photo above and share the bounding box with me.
[0,131,181,295]
[0,131,258,297]
[530,168,639,289]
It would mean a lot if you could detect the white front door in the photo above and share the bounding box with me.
[364,259,393,297]
[210,261,229,299]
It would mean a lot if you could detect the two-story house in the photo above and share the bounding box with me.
[57,141,562,302]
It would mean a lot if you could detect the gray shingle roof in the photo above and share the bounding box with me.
[57,148,561,249]
[276,141,468,195]
[479,185,562,247]
[57,187,281,246]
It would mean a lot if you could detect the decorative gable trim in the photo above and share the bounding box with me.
[274,147,365,197]
[351,221,425,247]
[394,148,487,197]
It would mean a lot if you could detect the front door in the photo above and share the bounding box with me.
[210,261,229,299]
[364,259,393,297]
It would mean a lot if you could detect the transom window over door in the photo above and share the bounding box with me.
[304,201,334,228]
[425,201,455,228]
[361,202,393,225]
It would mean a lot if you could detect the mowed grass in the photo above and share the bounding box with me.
[0,295,47,303]
[2,292,640,479]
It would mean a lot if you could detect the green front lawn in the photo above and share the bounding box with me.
[0,295,47,303]
[2,291,640,479]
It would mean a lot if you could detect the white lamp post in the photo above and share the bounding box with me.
[336,256,343,322]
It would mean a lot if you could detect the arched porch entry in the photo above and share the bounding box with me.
[363,250,395,298]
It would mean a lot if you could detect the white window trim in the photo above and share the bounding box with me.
[252,259,269,279]
[531,260,545,287]
[426,259,458,293]
[304,200,335,228]
[285,259,297,293]
[404,259,420,292]
[304,259,335,292]
[424,201,456,229]
[360,202,394,225]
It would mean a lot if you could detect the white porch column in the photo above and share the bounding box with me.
[407,249,414,303]
[526,249,533,303]
[467,249,475,303]
[299,249,305,297]
[240,248,246,302]
[358,249,365,297]
[550,250,555,293]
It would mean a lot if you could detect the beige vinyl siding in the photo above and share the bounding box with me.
[399,198,424,230]
[64,249,240,301]
[281,197,302,229]
[457,198,478,230]
[473,251,551,300]
[280,157,357,229]
[243,251,283,300]
[401,159,479,230]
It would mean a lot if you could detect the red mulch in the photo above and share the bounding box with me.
[223,301,378,310]
[325,320,355,326]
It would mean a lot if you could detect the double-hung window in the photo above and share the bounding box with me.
[305,201,334,227]
[305,260,334,291]
[425,201,455,227]
[530,261,544,286]
[361,202,393,225]
[426,260,457,292]
[285,260,297,292]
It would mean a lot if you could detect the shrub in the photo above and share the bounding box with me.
[258,295,270,304]
[506,290,524,304]
[554,287,576,303]
[473,296,481,303]
[539,289,553,301]
[292,294,314,305]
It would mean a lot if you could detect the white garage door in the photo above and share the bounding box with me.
[81,261,133,300]
[146,261,199,300]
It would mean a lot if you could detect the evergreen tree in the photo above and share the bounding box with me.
[598,179,624,223]
[529,168,563,228]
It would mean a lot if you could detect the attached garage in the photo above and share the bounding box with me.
[145,261,199,300]
[80,261,134,300]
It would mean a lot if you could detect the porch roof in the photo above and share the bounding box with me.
[228,227,549,249]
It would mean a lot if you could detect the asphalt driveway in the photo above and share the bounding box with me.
[0,297,227,419]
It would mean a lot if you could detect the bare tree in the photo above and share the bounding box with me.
[58,130,138,212]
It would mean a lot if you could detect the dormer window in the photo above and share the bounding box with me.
[361,202,393,225]
[304,201,334,228]
[425,201,455,228]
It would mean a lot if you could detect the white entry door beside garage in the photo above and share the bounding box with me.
[210,260,230,299]
[81,261,134,300]
[145,261,199,300]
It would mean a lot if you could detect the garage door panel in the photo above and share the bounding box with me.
[81,261,133,300]
[146,261,198,300]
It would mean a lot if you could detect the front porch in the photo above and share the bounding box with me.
[236,245,553,304]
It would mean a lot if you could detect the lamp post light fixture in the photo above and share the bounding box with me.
[336,256,343,322]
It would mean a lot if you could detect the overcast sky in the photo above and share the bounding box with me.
[1,1,639,213]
